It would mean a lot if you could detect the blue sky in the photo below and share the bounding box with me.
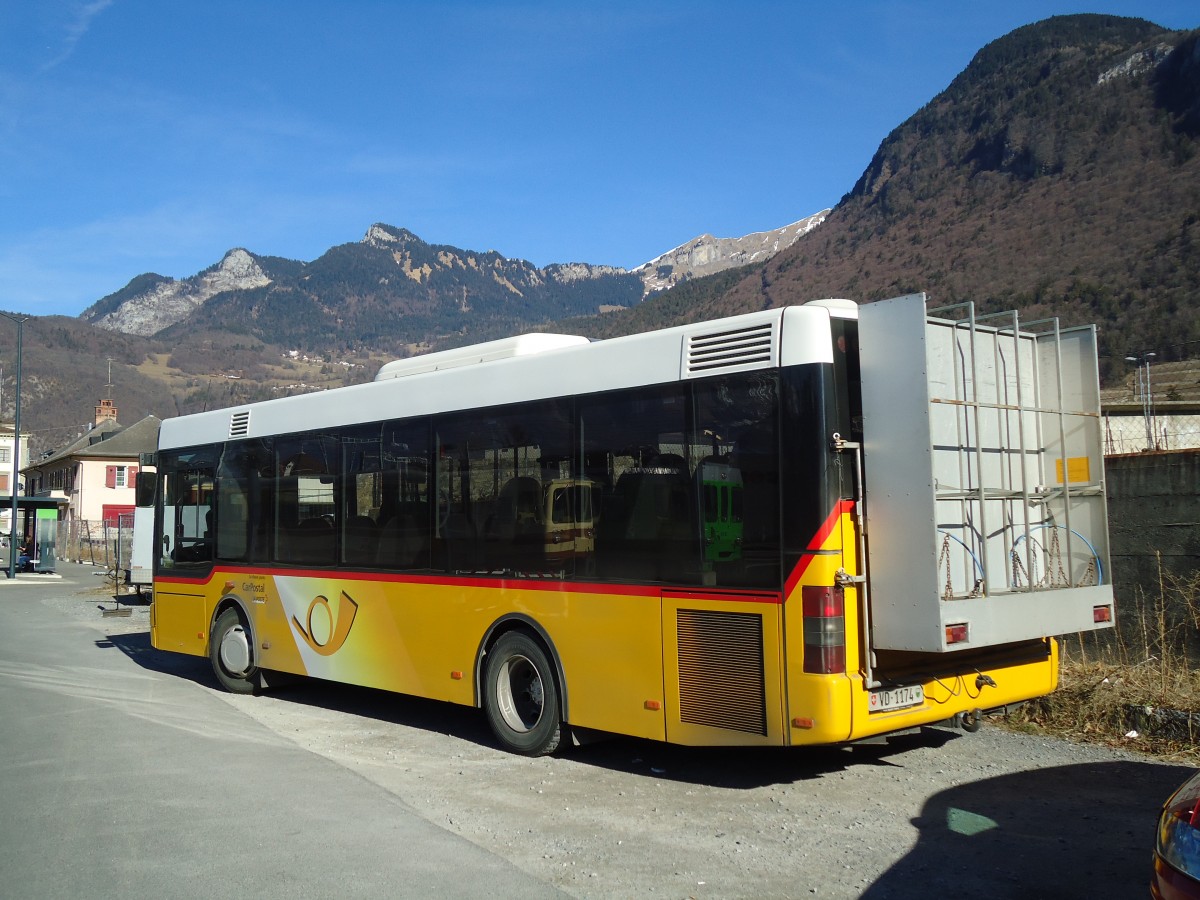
[1,1,1196,317]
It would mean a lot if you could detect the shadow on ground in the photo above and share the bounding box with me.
[103,631,219,689]
[861,759,1191,899]
[103,628,967,788]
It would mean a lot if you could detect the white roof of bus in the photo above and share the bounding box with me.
[157,302,856,450]
[376,333,591,380]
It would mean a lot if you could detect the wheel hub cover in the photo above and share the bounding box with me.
[220,625,251,675]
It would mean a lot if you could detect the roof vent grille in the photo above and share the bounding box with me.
[684,322,777,377]
[229,410,251,438]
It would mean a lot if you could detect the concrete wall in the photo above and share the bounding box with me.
[1107,449,1200,589]
[1104,449,1200,651]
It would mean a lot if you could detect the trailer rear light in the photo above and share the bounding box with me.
[945,623,969,645]
[802,585,845,674]
[1093,605,1112,623]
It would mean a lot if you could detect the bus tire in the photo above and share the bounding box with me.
[483,631,562,756]
[210,607,257,695]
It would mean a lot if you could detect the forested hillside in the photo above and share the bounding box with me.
[583,15,1200,379]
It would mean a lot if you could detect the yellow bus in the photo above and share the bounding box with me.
[148,293,1114,755]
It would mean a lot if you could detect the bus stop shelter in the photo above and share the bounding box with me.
[0,495,69,574]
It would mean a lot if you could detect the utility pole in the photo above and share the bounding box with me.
[1125,351,1158,451]
[0,312,29,578]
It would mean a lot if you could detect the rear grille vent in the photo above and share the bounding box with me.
[228,410,251,438]
[676,609,766,735]
[684,322,776,377]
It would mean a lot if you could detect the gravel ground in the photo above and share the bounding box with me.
[43,569,1194,898]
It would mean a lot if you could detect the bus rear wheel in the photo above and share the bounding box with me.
[210,607,258,695]
[483,631,562,756]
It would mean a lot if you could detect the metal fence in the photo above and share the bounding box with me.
[1104,413,1200,455]
[63,518,133,571]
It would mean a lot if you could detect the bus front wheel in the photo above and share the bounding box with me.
[483,631,562,756]
[210,607,258,695]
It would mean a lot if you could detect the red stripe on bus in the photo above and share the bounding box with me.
[157,568,786,603]
[661,588,783,605]
[783,499,855,597]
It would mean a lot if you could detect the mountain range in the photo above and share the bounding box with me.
[81,215,827,355]
[629,211,829,296]
[4,13,1198,458]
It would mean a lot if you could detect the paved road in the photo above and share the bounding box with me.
[2,564,1191,898]
[0,565,562,899]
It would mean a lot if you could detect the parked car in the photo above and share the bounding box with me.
[1153,769,1200,898]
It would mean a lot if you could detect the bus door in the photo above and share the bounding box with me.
[151,450,216,655]
[164,470,213,564]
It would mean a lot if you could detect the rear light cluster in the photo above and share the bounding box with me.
[802,585,845,674]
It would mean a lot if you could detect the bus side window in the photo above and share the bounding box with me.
[436,400,570,576]
[580,385,696,584]
[341,426,381,567]
[691,372,780,588]
[373,421,431,570]
[215,438,272,563]
[273,434,338,566]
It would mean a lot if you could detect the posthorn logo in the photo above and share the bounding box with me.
[291,590,359,656]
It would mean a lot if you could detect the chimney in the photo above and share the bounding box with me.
[96,358,117,426]
[96,398,117,426]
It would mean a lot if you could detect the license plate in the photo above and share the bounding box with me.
[868,684,924,713]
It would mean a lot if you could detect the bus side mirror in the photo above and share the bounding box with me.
[135,471,157,508]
